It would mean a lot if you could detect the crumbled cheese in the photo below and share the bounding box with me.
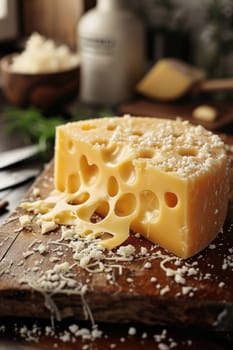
[23,250,34,258]
[11,32,80,74]
[140,247,148,256]
[19,215,31,227]
[117,245,136,257]
[126,277,134,283]
[160,285,170,296]
[182,286,193,295]
[33,187,40,197]
[54,262,70,273]
[150,276,157,283]
[144,262,152,269]
[41,220,58,234]
[128,327,137,335]
[36,243,48,254]
[209,243,216,250]
[218,282,225,288]
[174,274,186,285]
[158,343,170,350]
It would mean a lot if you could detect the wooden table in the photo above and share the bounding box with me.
[0,94,232,349]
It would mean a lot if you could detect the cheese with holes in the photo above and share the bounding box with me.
[25,116,229,258]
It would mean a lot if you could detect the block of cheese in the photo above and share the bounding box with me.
[31,116,229,259]
[137,59,205,101]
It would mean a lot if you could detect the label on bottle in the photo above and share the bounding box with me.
[79,36,116,56]
[79,35,130,105]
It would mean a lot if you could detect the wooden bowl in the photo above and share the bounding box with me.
[0,54,80,110]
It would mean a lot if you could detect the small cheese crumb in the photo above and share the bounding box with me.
[160,285,170,296]
[32,187,40,197]
[126,277,134,283]
[182,286,193,295]
[11,32,80,74]
[174,274,186,285]
[192,105,218,122]
[54,262,70,273]
[37,243,48,254]
[68,324,79,334]
[218,281,225,288]
[19,215,31,227]
[117,245,136,257]
[144,262,152,269]
[158,343,170,350]
[22,250,34,258]
[209,243,216,250]
[128,327,137,336]
[150,276,157,283]
[140,247,148,256]
[41,220,58,234]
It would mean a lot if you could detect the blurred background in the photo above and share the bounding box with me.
[0,0,232,78]
[0,0,232,140]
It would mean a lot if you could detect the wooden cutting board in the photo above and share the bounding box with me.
[118,99,233,132]
[0,137,233,334]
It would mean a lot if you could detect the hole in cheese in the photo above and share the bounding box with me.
[102,144,123,164]
[82,229,93,236]
[178,148,198,157]
[137,190,160,224]
[77,205,94,222]
[67,192,90,205]
[164,192,178,208]
[115,193,136,217]
[98,231,114,240]
[81,123,96,131]
[138,149,154,159]
[94,200,110,222]
[107,176,119,197]
[106,124,116,131]
[80,155,99,185]
[66,172,80,193]
[67,139,76,154]
[92,139,108,148]
[132,130,143,137]
[78,200,109,223]
[119,161,136,184]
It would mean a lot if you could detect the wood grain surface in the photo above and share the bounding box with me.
[118,99,233,132]
[0,136,233,349]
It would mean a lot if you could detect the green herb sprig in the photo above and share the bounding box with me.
[3,107,65,155]
[2,105,113,159]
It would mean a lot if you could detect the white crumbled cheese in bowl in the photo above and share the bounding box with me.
[11,32,80,74]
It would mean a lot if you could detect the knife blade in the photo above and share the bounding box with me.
[0,145,39,169]
[0,168,39,191]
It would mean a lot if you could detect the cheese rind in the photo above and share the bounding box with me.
[26,116,229,258]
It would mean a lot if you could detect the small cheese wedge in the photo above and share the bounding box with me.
[137,58,205,101]
[192,105,218,122]
[25,116,229,259]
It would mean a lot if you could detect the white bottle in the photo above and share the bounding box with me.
[78,0,145,106]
